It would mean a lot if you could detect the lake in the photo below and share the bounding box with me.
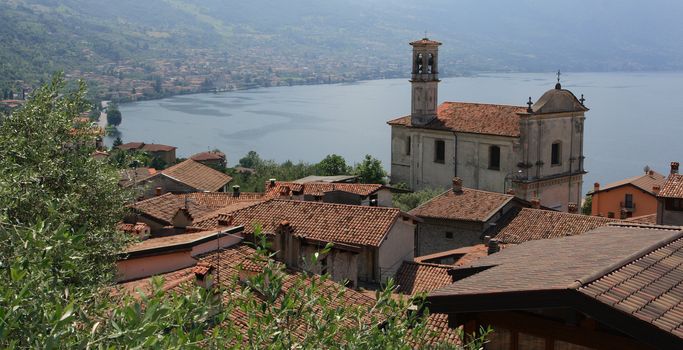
[115,72,683,195]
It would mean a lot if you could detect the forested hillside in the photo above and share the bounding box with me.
[2,0,683,99]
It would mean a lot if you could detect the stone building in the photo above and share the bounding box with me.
[657,161,683,226]
[388,38,588,211]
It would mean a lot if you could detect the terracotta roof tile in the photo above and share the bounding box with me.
[625,214,658,225]
[160,159,232,192]
[387,102,526,137]
[190,151,225,162]
[430,225,682,297]
[131,193,214,225]
[494,208,618,244]
[141,143,176,152]
[194,199,407,247]
[181,192,265,210]
[395,262,453,295]
[592,171,666,195]
[660,174,683,199]
[409,188,513,222]
[265,181,383,198]
[117,142,145,151]
[414,244,489,266]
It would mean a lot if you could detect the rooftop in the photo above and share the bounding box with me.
[123,227,240,256]
[190,151,226,162]
[265,181,384,198]
[293,175,359,184]
[387,102,526,137]
[659,173,683,199]
[119,167,157,187]
[591,170,666,195]
[181,192,265,210]
[409,188,513,222]
[160,159,233,192]
[131,193,214,226]
[493,208,618,244]
[194,199,414,247]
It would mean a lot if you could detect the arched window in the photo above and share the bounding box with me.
[551,141,561,166]
[416,53,423,73]
[489,145,501,170]
[428,53,434,73]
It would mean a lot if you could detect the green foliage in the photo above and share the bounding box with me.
[106,103,122,126]
[113,136,123,147]
[316,154,351,176]
[239,150,263,169]
[353,154,387,184]
[582,195,592,215]
[393,187,445,212]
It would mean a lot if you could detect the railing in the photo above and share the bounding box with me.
[620,201,636,211]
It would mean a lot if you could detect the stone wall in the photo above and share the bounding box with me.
[415,218,484,256]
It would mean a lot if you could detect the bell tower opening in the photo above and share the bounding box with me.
[410,37,441,126]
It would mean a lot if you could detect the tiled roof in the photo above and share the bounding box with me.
[410,38,442,46]
[293,175,359,184]
[592,171,666,195]
[193,201,267,229]
[265,181,384,198]
[160,159,232,192]
[493,208,618,244]
[409,188,513,222]
[430,225,682,297]
[117,142,144,151]
[190,151,225,161]
[659,174,683,199]
[181,192,265,210]
[141,143,176,152]
[580,235,683,339]
[117,222,150,234]
[624,213,657,225]
[117,244,378,343]
[414,244,489,267]
[387,102,526,137]
[395,262,453,295]
[194,199,407,247]
[124,229,225,254]
[131,193,214,225]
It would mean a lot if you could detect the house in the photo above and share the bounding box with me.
[264,180,393,206]
[388,38,588,212]
[116,243,379,345]
[190,150,227,168]
[127,192,260,234]
[657,161,683,226]
[116,142,177,166]
[590,168,665,219]
[193,199,419,287]
[409,177,527,256]
[118,167,157,188]
[426,224,683,350]
[492,207,618,245]
[135,159,233,198]
[116,226,243,282]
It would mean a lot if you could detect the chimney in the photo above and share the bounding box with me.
[155,186,162,196]
[269,178,277,187]
[671,162,679,175]
[232,185,240,197]
[487,239,501,255]
[531,198,541,209]
[483,235,492,245]
[568,202,578,214]
[648,169,654,176]
[653,185,661,196]
[593,182,600,192]
[452,177,463,194]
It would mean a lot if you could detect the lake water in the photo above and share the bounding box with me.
[115,72,683,195]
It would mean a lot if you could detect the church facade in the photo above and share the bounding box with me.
[387,38,588,211]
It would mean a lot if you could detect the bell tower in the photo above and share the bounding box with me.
[410,37,441,126]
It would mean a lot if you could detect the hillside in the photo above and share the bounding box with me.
[2,0,683,100]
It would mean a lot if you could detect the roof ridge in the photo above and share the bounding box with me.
[270,198,401,213]
[571,229,683,290]
[404,261,456,269]
[442,101,526,109]
[129,192,175,207]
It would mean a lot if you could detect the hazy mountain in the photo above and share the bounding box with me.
[2,0,682,91]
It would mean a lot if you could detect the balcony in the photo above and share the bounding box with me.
[620,201,636,212]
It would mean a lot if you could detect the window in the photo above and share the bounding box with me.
[434,140,445,164]
[406,136,411,155]
[607,212,615,218]
[445,232,453,239]
[624,194,634,209]
[551,142,561,166]
[489,145,501,170]
[666,198,683,211]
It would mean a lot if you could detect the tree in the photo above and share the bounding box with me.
[113,136,123,147]
[393,187,445,212]
[316,154,350,176]
[239,150,263,169]
[582,195,592,215]
[354,154,387,184]
[106,103,122,126]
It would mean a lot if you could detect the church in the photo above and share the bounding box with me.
[387,38,588,211]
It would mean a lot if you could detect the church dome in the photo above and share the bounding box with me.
[531,86,588,114]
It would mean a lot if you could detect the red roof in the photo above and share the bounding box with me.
[141,143,176,152]
[265,181,384,198]
[387,102,526,137]
[409,188,513,222]
[659,174,683,199]
[194,199,411,247]
[409,38,442,46]
[190,151,225,161]
[160,159,232,192]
